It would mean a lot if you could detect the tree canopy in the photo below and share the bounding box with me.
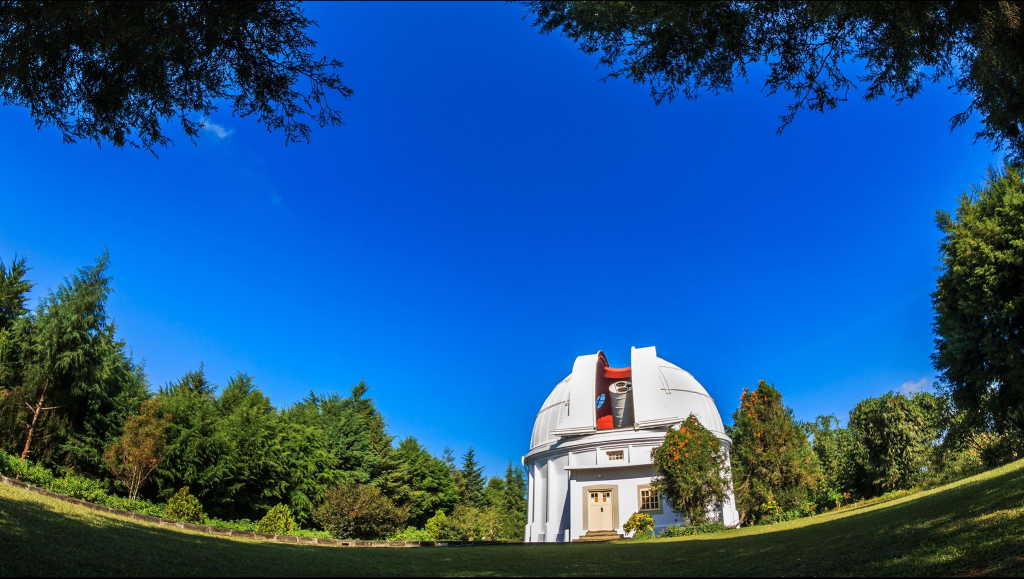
[0,1,352,153]
[523,1,1024,160]
[933,164,1024,450]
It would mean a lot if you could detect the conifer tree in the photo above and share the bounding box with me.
[729,380,819,524]
[459,446,486,508]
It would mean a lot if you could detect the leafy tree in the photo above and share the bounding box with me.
[314,482,409,540]
[847,392,941,495]
[728,380,819,524]
[804,415,857,508]
[0,2,353,153]
[103,399,171,501]
[523,1,1024,160]
[933,165,1024,454]
[651,414,729,524]
[458,446,486,508]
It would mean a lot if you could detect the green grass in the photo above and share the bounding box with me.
[2,460,1023,577]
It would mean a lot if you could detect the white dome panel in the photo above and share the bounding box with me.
[528,346,727,452]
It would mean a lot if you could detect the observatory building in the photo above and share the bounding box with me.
[523,346,740,542]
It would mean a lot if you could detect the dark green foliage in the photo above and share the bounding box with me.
[393,437,457,527]
[0,2,352,153]
[524,2,1024,160]
[217,374,289,519]
[651,414,730,524]
[6,252,147,475]
[153,367,237,510]
[0,256,34,455]
[165,486,204,523]
[313,482,409,540]
[848,392,943,495]
[458,446,486,508]
[257,503,296,535]
[933,165,1024,456]
[499,462,527,540]
[729,381,819,525]
[0,255,32,329]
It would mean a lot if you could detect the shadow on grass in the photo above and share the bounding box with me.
[1,462,1022,577]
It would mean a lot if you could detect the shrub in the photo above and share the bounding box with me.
[425,510,456,540]
[623,512,655,538]
[387,526,434,541]
[313,482,409,540]
[0,450,55,488]
[659,525,686,538]
[681,521,726,535]
[49,474,109,503]
[257,503,296,535]
[423,507,496,541]
[165,487,204,523]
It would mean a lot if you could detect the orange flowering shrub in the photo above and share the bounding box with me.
[651,414,729,524]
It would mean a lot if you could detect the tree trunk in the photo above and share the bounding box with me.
[20,380,51,461]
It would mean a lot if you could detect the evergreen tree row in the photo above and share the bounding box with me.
[0,253,526,539]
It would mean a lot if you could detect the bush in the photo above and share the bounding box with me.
[677,521,726,536]
[49,474,109,503]
[257,503,296,535]
[423,507,496,541]
[387,526,434,541]
[659,525,686,538]
[165,487,204,523]
[623,512,655,538]
[313,482,409,540]
[0,450,55,488]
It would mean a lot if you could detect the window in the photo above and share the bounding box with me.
[606,450,624,461]
[639,486,661,512]
[595,393,606,408]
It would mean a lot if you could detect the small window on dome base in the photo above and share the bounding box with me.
[607,450,624,461]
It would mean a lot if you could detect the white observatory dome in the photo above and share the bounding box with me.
[529,346,726,452]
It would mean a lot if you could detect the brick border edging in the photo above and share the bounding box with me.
[0,475,532,548]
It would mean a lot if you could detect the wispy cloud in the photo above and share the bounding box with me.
[899,377,930,395]
[199,116,233,139]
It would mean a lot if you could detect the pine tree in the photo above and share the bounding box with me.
[459,447,486,508]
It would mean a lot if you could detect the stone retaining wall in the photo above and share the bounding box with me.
[0,475,532,548]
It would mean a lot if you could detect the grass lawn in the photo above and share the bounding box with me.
[2,459,1023,577]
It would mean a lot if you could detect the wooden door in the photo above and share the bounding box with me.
[588,490,614,531]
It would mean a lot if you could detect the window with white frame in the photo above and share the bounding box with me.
[639,486,661,512]
[606,450,624,461]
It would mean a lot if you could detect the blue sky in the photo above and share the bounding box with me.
[0,2,1003,476]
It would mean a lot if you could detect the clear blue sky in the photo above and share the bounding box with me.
[0,2,1003,477]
